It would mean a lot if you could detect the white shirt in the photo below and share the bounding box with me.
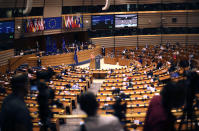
[72,84,80,89]
[75,115,123,131]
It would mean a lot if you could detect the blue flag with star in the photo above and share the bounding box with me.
[44,17,62,30]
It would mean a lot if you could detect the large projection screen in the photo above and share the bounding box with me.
[115,14,137,28]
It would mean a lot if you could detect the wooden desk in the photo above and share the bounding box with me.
[104,57,117,65]
[118,58,132,66]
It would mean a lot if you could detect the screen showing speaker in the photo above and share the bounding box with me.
[115,14,137,28]
[92,15,114,30]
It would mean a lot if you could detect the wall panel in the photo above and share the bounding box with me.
[43,0,62,17]
[162,0,197,4]
[32,0,44,7]
[162,12,187,27]
[63,0,84,6]
[44,0,62,7]
[115,35,137,47]
[138,35,161,45]
[0,49,14,66]
[138,13,161,28]
[187,34,199,45]
[0,0,15,8]
[83,15,91,30]
[44,7,61,17]
[62,0,199,6]
[0,0,44,8]
[91,37,114,48]
[115,0,137,5]
[162,34,186,44]
[14,19,23,39]
[92,0,106,6]
[91,34,199,48]
[188,12,199,27]
[139,0,161,4]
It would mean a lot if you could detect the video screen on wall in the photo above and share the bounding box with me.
[92,15,114,30]
[0,21,15,34]
[115,14,137,28]
[0,21,14,40]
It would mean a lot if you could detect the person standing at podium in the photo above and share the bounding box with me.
[91,52,95,60]
[90,52,95,69]
[102,46,105,56]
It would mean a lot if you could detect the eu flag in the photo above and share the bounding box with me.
[44,17,62,30]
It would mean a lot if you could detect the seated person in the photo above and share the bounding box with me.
[157,61,163,69]
[37,57,41,67]
[147,70,153,78]
[61,69,67,75]
[170,72,180,78]
[126,55,129,59]
[76,92,123,131]
[146,84,156,92]
[144,80,187,131]
[71,83,80,89]
[56,74,62,79]
[79,76,86,81]
[65,84,71,89]
[122,49,126,56]
[0,84,6,94]
[71,65,76,71]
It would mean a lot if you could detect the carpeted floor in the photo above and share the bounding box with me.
[60,80,104,131]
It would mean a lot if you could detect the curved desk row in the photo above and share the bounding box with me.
[27,45,101,67]
[104,56,142,67]
[1,45,101,73]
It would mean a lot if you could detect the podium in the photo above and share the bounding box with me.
[95,56,101,69]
